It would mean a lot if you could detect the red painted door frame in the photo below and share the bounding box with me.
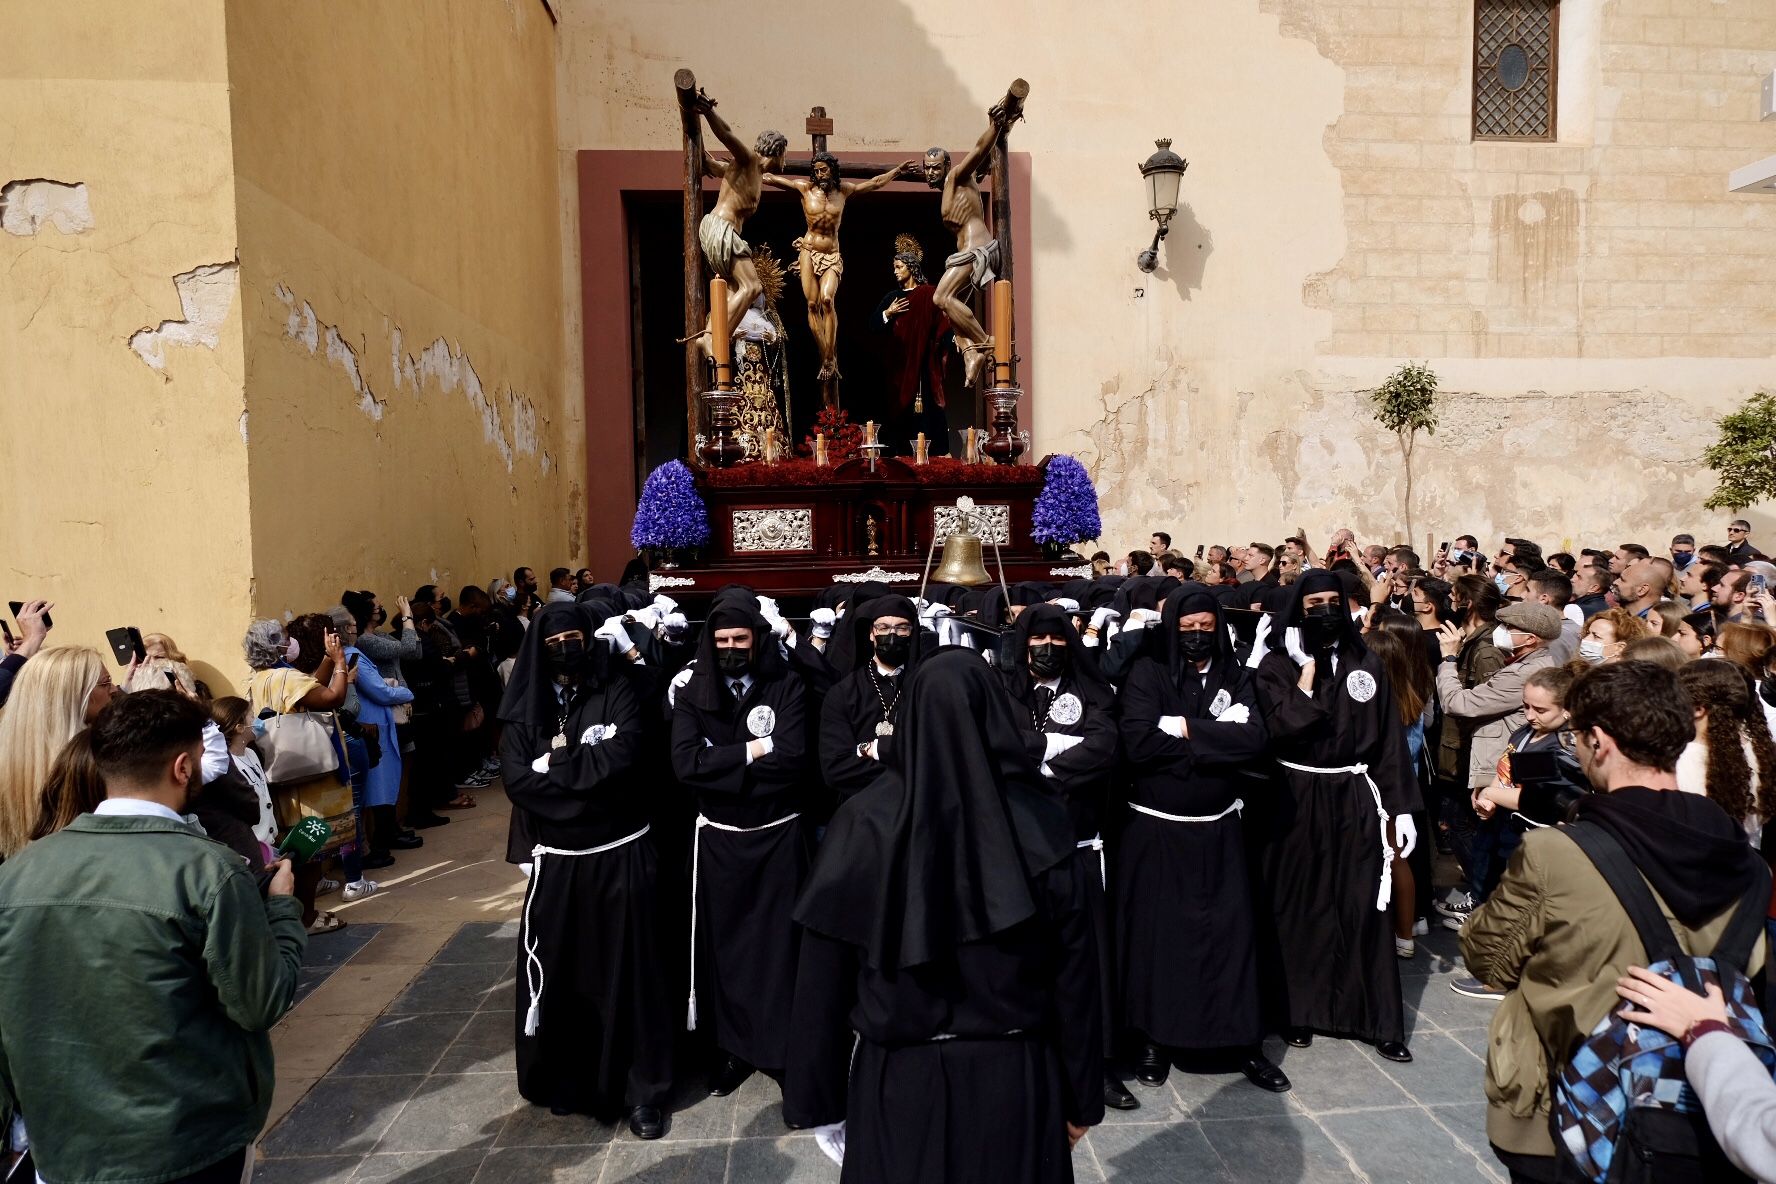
[575,149,1033,574]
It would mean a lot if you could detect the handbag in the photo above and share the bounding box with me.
[271,773,357,853]
[388,678,412,725]
[258,711,342,783]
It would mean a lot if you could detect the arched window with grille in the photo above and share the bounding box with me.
[1473,0,1558,141]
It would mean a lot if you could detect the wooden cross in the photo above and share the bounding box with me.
[805,106,833,157]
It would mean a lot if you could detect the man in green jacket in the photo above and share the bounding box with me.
[0,690,307,1184]
[1461,661,1767,1184]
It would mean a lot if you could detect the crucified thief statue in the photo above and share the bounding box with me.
[763,153,915,382]
[692,92,787,342]
[925,100,1016,388]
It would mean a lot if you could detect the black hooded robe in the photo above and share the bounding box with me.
[1250,573,1420,1044]
[785,651,1103,1184]
[669,605,811,1076]
[817,596,927,802]
[1116,588,1270,1051]
[496,603,672,1116]
[1000,605,1122,1064]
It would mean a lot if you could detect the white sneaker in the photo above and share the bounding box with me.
[341,879,380,903]
[1395,936,1416,959]
[315,877,341,896]
[812,1121,846,1166]
[1412,917,1430,937]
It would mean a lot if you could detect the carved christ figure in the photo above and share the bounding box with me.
[763,153,915,382]
[692,92,787,340]
[924,102,1015,387]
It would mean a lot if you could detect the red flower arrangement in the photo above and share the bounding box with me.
[700,452,1044,488]
[801,405,862,460]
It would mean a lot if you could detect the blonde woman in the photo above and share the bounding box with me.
[120,633,199,697]
[0,647,117,858]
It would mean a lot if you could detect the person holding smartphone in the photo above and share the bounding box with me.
[0,600,53,712]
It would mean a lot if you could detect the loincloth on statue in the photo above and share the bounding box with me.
[699,213,751,278]
[791,238,843,279]
[942,239,1000,293]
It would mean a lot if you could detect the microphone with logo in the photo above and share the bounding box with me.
[256,817,331,894]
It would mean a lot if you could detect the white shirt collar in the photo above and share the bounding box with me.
[729,672,754,694]
[872,659,902,678]
[94,798,188,824]
[1035,675,1061,692]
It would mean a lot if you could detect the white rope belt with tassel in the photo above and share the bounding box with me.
[1276,759,1393,912]
[686,811,802,1031]
[1075,834,1107,891]
[520,825,651,1037]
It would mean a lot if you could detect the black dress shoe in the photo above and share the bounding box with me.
[1133,1043,1169,1087]
[708,1055,754,1097]
[1282,1027,1313,1048]
[1241,1055,1291,1093]
[628,1105,666,1139]
[1374,1041,1413,1063]
[360,851,396,871]
[389,833,424,850]
[407,812,450,829]
[549,1104,573,1116]
[1104,1077,1140,1110]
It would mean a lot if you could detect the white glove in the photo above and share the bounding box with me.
[1284,626,1312,668]
[1130,607,1162,625]
[921,601,953,621]
[1392,814,1417,859]
[858,739,880,761]
[594,616,636,654]
[1217,703,1251,726]
[530,753,551,773]
[1157,715,1186,738]
[627,606,663,634]
[1039,761,1056,778]
[652,594,679,615]
[1090,606,1120,632]
[1043,733,1084,761]
[763,611,791,640]
[756,596,780,618]
[1081,632,1100,649]
[662,611,688,639]
[667,664,695,707]
[809,607,837,639]
[1051,598,1080,613]
[745,735,775,764]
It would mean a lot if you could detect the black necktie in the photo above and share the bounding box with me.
[730,679,746,704]
[1035,685,1055,724]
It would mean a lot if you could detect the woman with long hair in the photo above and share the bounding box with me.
[0,647,116,859]
[28,729,104,843]
[1677,660,1776,847]
[1363,613,1435,957]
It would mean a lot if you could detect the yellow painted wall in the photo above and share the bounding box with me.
[226,0,576,627]
[0,0,251,694]
[555,0,1776,554]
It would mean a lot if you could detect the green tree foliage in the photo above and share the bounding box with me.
[1369,362,1440,541]
[1703,391,1776,512]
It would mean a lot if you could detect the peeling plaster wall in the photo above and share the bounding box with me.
[0,0,252,691]
[226,0,570,618]
[557,0,1776,553]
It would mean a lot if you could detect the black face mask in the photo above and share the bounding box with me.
[715,647,752,677]
[1177,630,1216,664]
[545,638,587,681]
[873,632,911,668]
[1028,642,1068,679]
[1300,606,1343,652]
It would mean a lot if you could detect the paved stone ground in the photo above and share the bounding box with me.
[258,917,1508,1184]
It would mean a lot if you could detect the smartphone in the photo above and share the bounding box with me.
[1439,541,1450,555]
[1752,573,1768,594]
[1195,544,1205,559]
[0,620,12,646]
[105,626,146,666]
[165,672,179,690]
[8,601,50,632]
[347,653,360,671]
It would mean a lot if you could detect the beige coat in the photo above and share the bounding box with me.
[1461,825,1766,1157]
[1436,645,1558,788]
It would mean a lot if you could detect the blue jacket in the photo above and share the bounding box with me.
[346,645,413,809]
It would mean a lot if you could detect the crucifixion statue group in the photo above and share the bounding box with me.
[678,73,1028,428]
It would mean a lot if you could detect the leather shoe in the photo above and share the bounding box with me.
[359,851,396,871]
[708,1055,754,1097]
[1104,1077,1140,1110]
[1241,1055,1291,1093]
[628,1105,666,1140]
[407,812,450,829]
[1133,1043,1169,1087]
[1282,1027,1313,1048]
[1374,1041,1413,1063]
[389,833,424,850]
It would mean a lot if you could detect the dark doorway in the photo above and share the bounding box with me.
[626,189,978,488]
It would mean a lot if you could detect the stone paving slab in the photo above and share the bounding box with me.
[260,920,1506,1182]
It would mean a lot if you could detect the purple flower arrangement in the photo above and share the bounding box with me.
[631,460,710,550]
[1031,455,1102,547]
